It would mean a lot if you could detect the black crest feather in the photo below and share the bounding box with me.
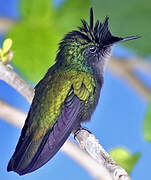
[78,8,140,46]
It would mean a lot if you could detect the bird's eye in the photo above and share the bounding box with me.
[89,46,97,54]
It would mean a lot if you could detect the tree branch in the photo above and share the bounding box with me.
[0,60,131,179]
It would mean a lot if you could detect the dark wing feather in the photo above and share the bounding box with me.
[8,93,81,175]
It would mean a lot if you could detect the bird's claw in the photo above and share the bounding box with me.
[74,127,91,139]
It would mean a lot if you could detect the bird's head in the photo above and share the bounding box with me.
[56,8,139,72]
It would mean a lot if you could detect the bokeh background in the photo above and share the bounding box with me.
[0,0,151,179]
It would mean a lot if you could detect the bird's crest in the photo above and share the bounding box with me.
[78,8,140,46]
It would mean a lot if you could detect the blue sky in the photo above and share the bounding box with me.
[0,1,151,180]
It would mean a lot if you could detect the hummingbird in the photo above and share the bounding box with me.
[7,8,139,175]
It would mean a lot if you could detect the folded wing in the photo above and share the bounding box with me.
[7,69,95,175]
[7,91,81,175]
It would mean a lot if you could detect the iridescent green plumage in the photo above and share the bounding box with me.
[7,8,139,175]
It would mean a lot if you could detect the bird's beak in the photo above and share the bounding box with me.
[117,35,141,43]
[103,35,141,47]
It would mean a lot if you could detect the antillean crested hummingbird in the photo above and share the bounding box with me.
[7,8,139,175]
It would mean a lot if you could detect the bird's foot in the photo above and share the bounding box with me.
[74,126,91,139]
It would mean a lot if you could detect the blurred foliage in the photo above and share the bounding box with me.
[110,148,140,174]
[7,0,91,82]
[7,0,60,82]
[144,98,151,142]
[94,0,151,54]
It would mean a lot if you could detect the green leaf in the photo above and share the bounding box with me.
[8,21,61,82]
[2,38,12,54]
[110,148,140,174]
[144,99,151,142]
[0,38,13,63]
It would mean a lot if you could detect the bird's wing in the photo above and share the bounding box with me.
[7,69,96,175]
